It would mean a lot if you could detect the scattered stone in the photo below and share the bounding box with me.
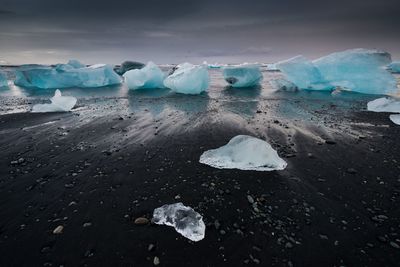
[346,168,357,174]
[53,225,64,234]
[153,256,160,266]
[134,217,149,225]
[247,195,255,204]
[390,241,400,249]
[148,244,156,252]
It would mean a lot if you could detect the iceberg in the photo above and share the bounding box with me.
[32,89,77,113]
[222,64,263,88]
[388,61,400,73]
[199,135,287,171]
[114,61,145,75]
[164,63,209,94]
[0,71,8,87]
[389,114,400,125]
[15,61,122,89]
[152,203,205,242]
[276,49,398,95]
[367,97,400,113]
[123,61,165,90]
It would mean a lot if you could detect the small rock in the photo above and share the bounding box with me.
[134,217,149,225]
[390,241,400,249]
[53,225,64,234]
[325,140,336,145]
[153,256,160,266]
[148,244,156,252]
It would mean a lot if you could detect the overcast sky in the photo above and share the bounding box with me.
[0,0,399,64]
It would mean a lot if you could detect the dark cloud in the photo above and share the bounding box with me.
[0,0,399,64]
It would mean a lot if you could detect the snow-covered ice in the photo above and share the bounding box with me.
[152,203,205,242]
[199,135,287,171]
[32,90,77,113]
[367,97,400,113]
[222,64,263,88]
[15,61,122,89]
[388,61,400,73]
[0,71,8,87]
[389,114,400,125]
[163,63,209,94]
[114,61,145,75]
[276,49,397,95]
[123,61,165,90]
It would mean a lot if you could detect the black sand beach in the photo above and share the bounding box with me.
[0,81,400,266]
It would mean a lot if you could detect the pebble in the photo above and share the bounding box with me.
[390,241,400,249]
[247,195,255,204]
[53,225,64,234]
[134,217,149,225]
[153,256,160,265]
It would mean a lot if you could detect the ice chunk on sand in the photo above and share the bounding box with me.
[388,61,400,73]
[32,89,77,113]
[123,61,165,90]
[223,64,263,88]
[164,63,209,94]
[389,114,400,125]
[276,49,397,95]
[152,203,205,242]
[199,135,287,171]
[276,56,332,90]
[270,78,298,92]
[15,62,122,89]
[0,71,8,87]
[114,61,145,75]
[367,97,400,113]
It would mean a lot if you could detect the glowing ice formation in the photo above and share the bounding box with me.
[15,61,122,89]
[223,64,263,88]
[32,90,77,113]
[152,203,205,242]
[199,135,287,171]
[0,71,8,87]
[276,49,397,95]
[164,63,209,94]
[123,61,165,90]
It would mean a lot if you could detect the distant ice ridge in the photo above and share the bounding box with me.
[222,64,263,88]
[367,97,400,125]
[15,60,122,89]
[123,61,165,90]
[276,49,397,95]
[32,90,77,113]
[152,203,205,242]
[0,71,8,87]
[199,135,287,171]
[164,63,209,94]
[388,61,400,73]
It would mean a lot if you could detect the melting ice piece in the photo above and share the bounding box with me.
[388,62,400,73]
[123,61,165,90]
[114,61,145,75]
[222,64,263,88]
[269,78,298,92]
[276,56,332,90]
[32,89,77,113]
[0,71,8,87]
[389,114,400,125]
[276,49,398,95]
[367,97,400,113]
[15,61,122,89]
[163,63,209,94]
[152,203,205,242]
[199,135,287,171]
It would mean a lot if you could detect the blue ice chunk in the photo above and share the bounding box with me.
[276,56,332,90]
[67,59,86,69]
[14,62,122,89]
[222,64,263,88]
[388,61,400,73]
[276,49,398,95]
[32,89,77,113]
[0,71,8,87]
[123,61,165,90]
[164,63,209,94]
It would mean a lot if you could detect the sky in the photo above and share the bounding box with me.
[0,0,399,65]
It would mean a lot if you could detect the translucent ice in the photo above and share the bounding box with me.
[152,203,205,242]
[32,89,77,113]
[0,71,8,87]
[223,64,263,88]
[388,61,400,73]
[367,97,400,113]
[123,61,165,90]
[67,59,85,69]
[199,135,287,171]
[389,114,400,125]
[276,49,397,95]
[15,62,122,89]
[164,63,209,94]
[114,61,145,75]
